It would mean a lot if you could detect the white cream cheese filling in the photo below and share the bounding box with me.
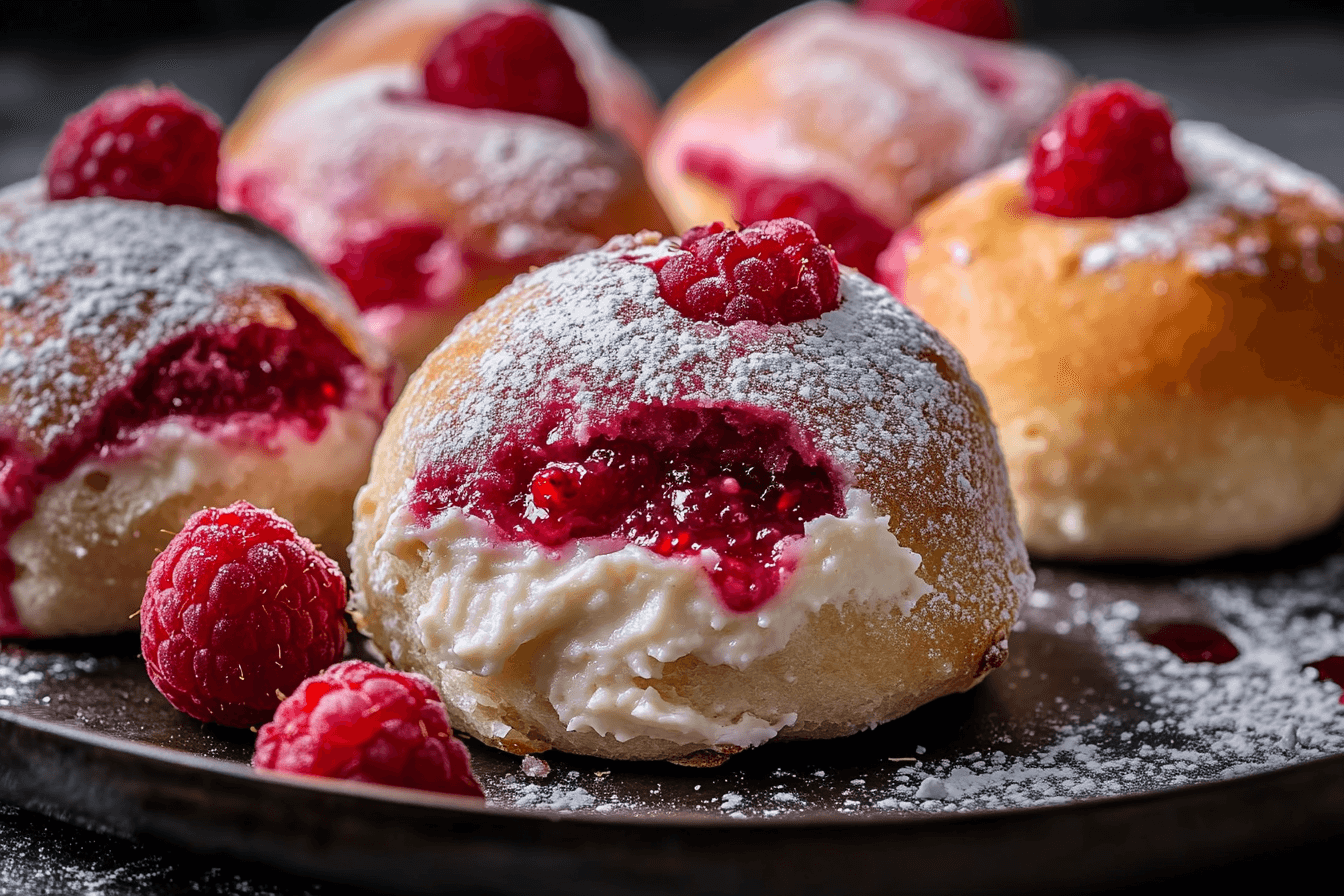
[374,487,931,749]
[9,400,381,637]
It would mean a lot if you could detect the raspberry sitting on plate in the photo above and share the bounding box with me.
[140,502,348,728]
[253,660,484,798]
[44,84,222,209]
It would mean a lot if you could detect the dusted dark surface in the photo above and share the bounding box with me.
[3,531,1344,893]
[2,11,1344,895]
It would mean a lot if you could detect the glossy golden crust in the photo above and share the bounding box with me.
[224,0,660,159]
[351,232,1031,761]
[901,124,1344,559]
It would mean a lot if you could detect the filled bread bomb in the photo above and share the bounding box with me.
[647,0,1073,278]
[223,3,670,371]
[889,82,1344,561]
[0,86,392,639]
[350,218,1032,763]
[224,0,660,159]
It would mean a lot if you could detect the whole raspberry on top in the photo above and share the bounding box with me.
[1027,81,1190,219]
[140,502,348,728]
[44,84,221,209]
[423,9,591,128]
[254,660,484,798]
[647,219,841,325]
[859,0,1017,40]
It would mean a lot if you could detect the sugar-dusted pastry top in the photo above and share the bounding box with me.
[225,66,658,277]
[902,121,1344,402]
[0,179,386,460]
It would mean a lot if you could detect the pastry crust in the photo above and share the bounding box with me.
[899,122,1344,560]
[350,230,1032,762]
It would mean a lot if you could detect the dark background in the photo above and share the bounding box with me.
[0,1,1341,894]
[3,0,1344,45]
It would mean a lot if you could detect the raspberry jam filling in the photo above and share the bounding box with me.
[410,403,844,612]
[0,296,367,637]
[328,221,465,313]
[680,147,893,278]
[1307,656,1344,703]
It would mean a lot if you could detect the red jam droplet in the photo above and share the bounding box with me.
[422,9,591,128]
[1306,656,1344,703]
[410,404,844,613]
[1027,81,1190,219]
[1144,623,1239,665]
[646,219,841,326]
[680,148,894,278]
[0,298,366,636]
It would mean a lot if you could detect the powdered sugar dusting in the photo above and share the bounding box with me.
[1079,121,1344,275]
[0,180,346,455]
[224,66,634,269]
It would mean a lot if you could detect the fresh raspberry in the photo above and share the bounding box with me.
[680,147,893,277]
[648,219,841,325]
[44,84,221,209]
[1027,81,1190,219]
[327,221,462,312]
[859,0,1017,40]
[423,9,591,128]
[253,660,484,798]
[140,502,348,728]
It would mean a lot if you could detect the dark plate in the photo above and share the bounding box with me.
[2,527,1344,896]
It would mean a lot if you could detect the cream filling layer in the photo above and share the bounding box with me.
[380,488,931,748]
[9,402,381,637]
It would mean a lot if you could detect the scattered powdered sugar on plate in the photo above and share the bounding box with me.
[474,552,1344,816]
